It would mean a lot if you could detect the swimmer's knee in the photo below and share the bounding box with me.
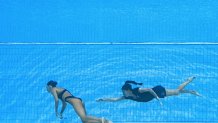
[80,116,88,123]
[81,118,86,123]
[175,89,180,95]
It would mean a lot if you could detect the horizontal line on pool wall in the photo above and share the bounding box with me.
[0,42,218,45]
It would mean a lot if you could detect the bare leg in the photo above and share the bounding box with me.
[180,90,202,97]
[178,76,195,91]
[165,77,202,97]
[165,89,180,96]
[67,98,104,123]
[166,89,202,97]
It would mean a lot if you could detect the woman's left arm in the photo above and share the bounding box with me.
[50,89,59,116]
[59,100,67,118]
[139,88,162,105]
[139,88,158,97]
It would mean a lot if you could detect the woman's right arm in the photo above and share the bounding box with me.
[96,96,125,102]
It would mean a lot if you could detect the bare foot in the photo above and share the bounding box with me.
[187,76,196,82]
[190,90,202,97]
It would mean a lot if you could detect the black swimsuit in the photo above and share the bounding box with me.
[57,89,82,102]
[125,85,166,102]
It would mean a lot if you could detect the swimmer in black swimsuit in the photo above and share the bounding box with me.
[97,77,201,105]
[46,80,112,123]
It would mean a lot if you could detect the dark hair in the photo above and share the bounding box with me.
[47,80,57,87]
[122,80,143,91]
[121,83,132,90]
[125,80,143,85]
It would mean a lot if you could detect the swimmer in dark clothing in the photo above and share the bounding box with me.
[46,80,112,123]
[97,77,201,105]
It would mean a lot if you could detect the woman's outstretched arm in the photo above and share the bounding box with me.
[50,89,59,116]
[96,96,125,102]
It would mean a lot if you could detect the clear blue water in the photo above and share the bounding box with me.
[0,0,218,42]
[0,44,218,122]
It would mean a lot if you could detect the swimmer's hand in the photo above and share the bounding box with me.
[156,97,163,106]
[56,113,63,119]
[159,101,163,106]
[59,114,63,119]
